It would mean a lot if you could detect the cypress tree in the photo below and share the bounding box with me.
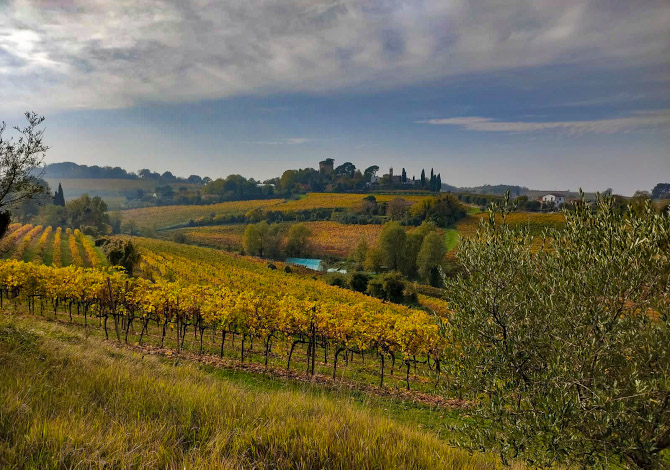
[54,183,65,207]
[420,169,426,188]
[437,173,442,192]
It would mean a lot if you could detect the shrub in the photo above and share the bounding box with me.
[102,238,140,274]
[382,272,405,303]
[366,277,385,299]
[326,273,347,288]
[349,272,370,293]
[81,225,98,237]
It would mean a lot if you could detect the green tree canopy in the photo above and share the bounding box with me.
[443,196,670,468]
[285,223,312,257]
[417,231,445,285]
[243,221,280,258]
[377,221,406,271]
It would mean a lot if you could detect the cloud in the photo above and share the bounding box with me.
[417,110,670,134]
[245,137,312,145]
[0,0,669,111]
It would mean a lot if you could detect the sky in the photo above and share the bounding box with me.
[1,0,669,195]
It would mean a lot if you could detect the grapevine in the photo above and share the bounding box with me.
[68,228,84,266]
[52,227,63,267]
[0,242,446,389]
[33,226,53,264]
[13,225,42,261]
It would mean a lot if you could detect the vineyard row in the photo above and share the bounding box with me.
[0,259,446,388]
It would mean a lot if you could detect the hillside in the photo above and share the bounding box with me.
[44,178,201,210]
[169,221,441,259]
[0,313,507,469]
[120,193,433,230]
[0,223,106,268]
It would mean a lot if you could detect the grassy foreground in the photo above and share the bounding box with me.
[0,313,505,470]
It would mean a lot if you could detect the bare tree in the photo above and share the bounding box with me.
[0,112,49,237]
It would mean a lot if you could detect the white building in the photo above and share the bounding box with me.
[541,193,567,207]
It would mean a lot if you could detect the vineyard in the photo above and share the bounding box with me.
[120,193,433,230]
[0,223,106,268]
[274,192,430,212]
[456,211,566,237]
[173,221,388,258]
[120,199,285,230]
[305,221,385,257]
[0,313,500,470]
[0,236,449,391]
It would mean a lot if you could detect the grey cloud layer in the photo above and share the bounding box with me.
[418,110,670,134]
[1,0,669,111]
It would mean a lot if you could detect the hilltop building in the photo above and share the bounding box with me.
[319,158,334,174]
[387,167,402,183]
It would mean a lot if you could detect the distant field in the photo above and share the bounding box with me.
[121,192,434,230]
[173,221,387,258]
[44,178,200,209]
[122,199,285,230]
[456,212,566,237]
[274,192,430,212]
[173,224,247,251]
[170,220,460,259]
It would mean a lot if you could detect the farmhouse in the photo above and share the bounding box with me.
[541,193,567,207]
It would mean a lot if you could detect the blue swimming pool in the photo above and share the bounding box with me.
[285,258,324,271]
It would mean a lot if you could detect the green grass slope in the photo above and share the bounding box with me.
[0,313,508,470]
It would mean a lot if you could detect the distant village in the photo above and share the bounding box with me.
[318,158,442,192]
[319,158,574,209]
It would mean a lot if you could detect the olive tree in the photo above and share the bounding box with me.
[0,112,49,237]
[443,195,669,468]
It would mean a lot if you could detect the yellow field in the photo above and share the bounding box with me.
[304,221,384,257]
[176,221,388,258]
[120,193,434,230]
[177,224,246,250]
[275,193,430,212]
[120,199,284,229]
[417,294,451,317]
[456,212,566,237]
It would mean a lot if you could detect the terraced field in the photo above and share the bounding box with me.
[0,224,106,268]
